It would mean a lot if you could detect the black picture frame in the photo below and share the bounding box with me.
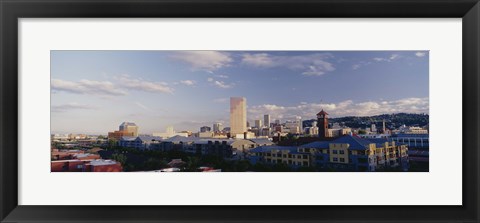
[1,0,479,222]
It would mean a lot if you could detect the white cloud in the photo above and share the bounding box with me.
[354,53,410,70]
[51,103,96,112]
[51,79,127,96]
[213,80,234,89]
[389,54,400,60]
[373,57,388,62]
[180,80,196,86]
[248,97,429,120]
[53,76,174,96]
[170,51,232,72]
[216,74,229,79]
[372,54,401,63]
[135,102,151,111]
[415,52,427,57]
[351,61,373,70]
[241,53,335,76]
[207,77,234,89]
[116,76,174,94]
[241,53,275,67]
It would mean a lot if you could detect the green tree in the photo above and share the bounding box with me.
[111,153,127,166]
[271,163,292,172]
[252,163,272,172]
[144,158,167,170]
[185,157,201,171]
[108,139,118,149]
[297,166,316,172]
[235,160,252,172]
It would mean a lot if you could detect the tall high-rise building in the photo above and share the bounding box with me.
[119,122,138,136]
[213,123,222,132]
[317,110,329,139]
[297,116,303,134]
[254,119,262,128]
[230,97,247,135]
[264,114,270,128]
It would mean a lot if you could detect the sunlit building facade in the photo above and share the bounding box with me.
[230,97,247,136]
[119,122,139,137]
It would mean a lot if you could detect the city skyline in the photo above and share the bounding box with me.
[51,50,429,134]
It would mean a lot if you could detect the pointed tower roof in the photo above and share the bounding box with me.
[317,109,329,116]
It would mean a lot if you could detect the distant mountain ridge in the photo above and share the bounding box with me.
[303,113,429,129]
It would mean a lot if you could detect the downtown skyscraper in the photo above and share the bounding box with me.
[230,97,247,135]
[264,114,270,128]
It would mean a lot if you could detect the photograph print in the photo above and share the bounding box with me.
[51,50,429,172]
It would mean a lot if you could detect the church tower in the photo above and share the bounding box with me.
[317,110,329,140]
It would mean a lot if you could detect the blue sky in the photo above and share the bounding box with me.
[51,51,429,134]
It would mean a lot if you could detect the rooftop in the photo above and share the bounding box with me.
[298,141,330,149]
[164,135,195,143]
[120,136,137,141]
[249,138,275,145]
[393,133,430,138]
[317,109,329,116]
[73,153,96,158]
[164,136,246,145]
[88,159,118,166]
[331,135,372,150]
[120,122,137,126]
[137,135,162,142]
[250,145,298,153]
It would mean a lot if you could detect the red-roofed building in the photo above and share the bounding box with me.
[51,159,122,172]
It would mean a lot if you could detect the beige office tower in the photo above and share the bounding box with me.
[119,122,139,136]
[230,97,247,135]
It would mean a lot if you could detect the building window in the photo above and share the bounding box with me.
[339,150,345,154]
[288,154,292,158]
[340,158,345,162]
[76,165,83,169]
[333,150,338,154]
[303,155,308,159]
[333,157,338,162]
